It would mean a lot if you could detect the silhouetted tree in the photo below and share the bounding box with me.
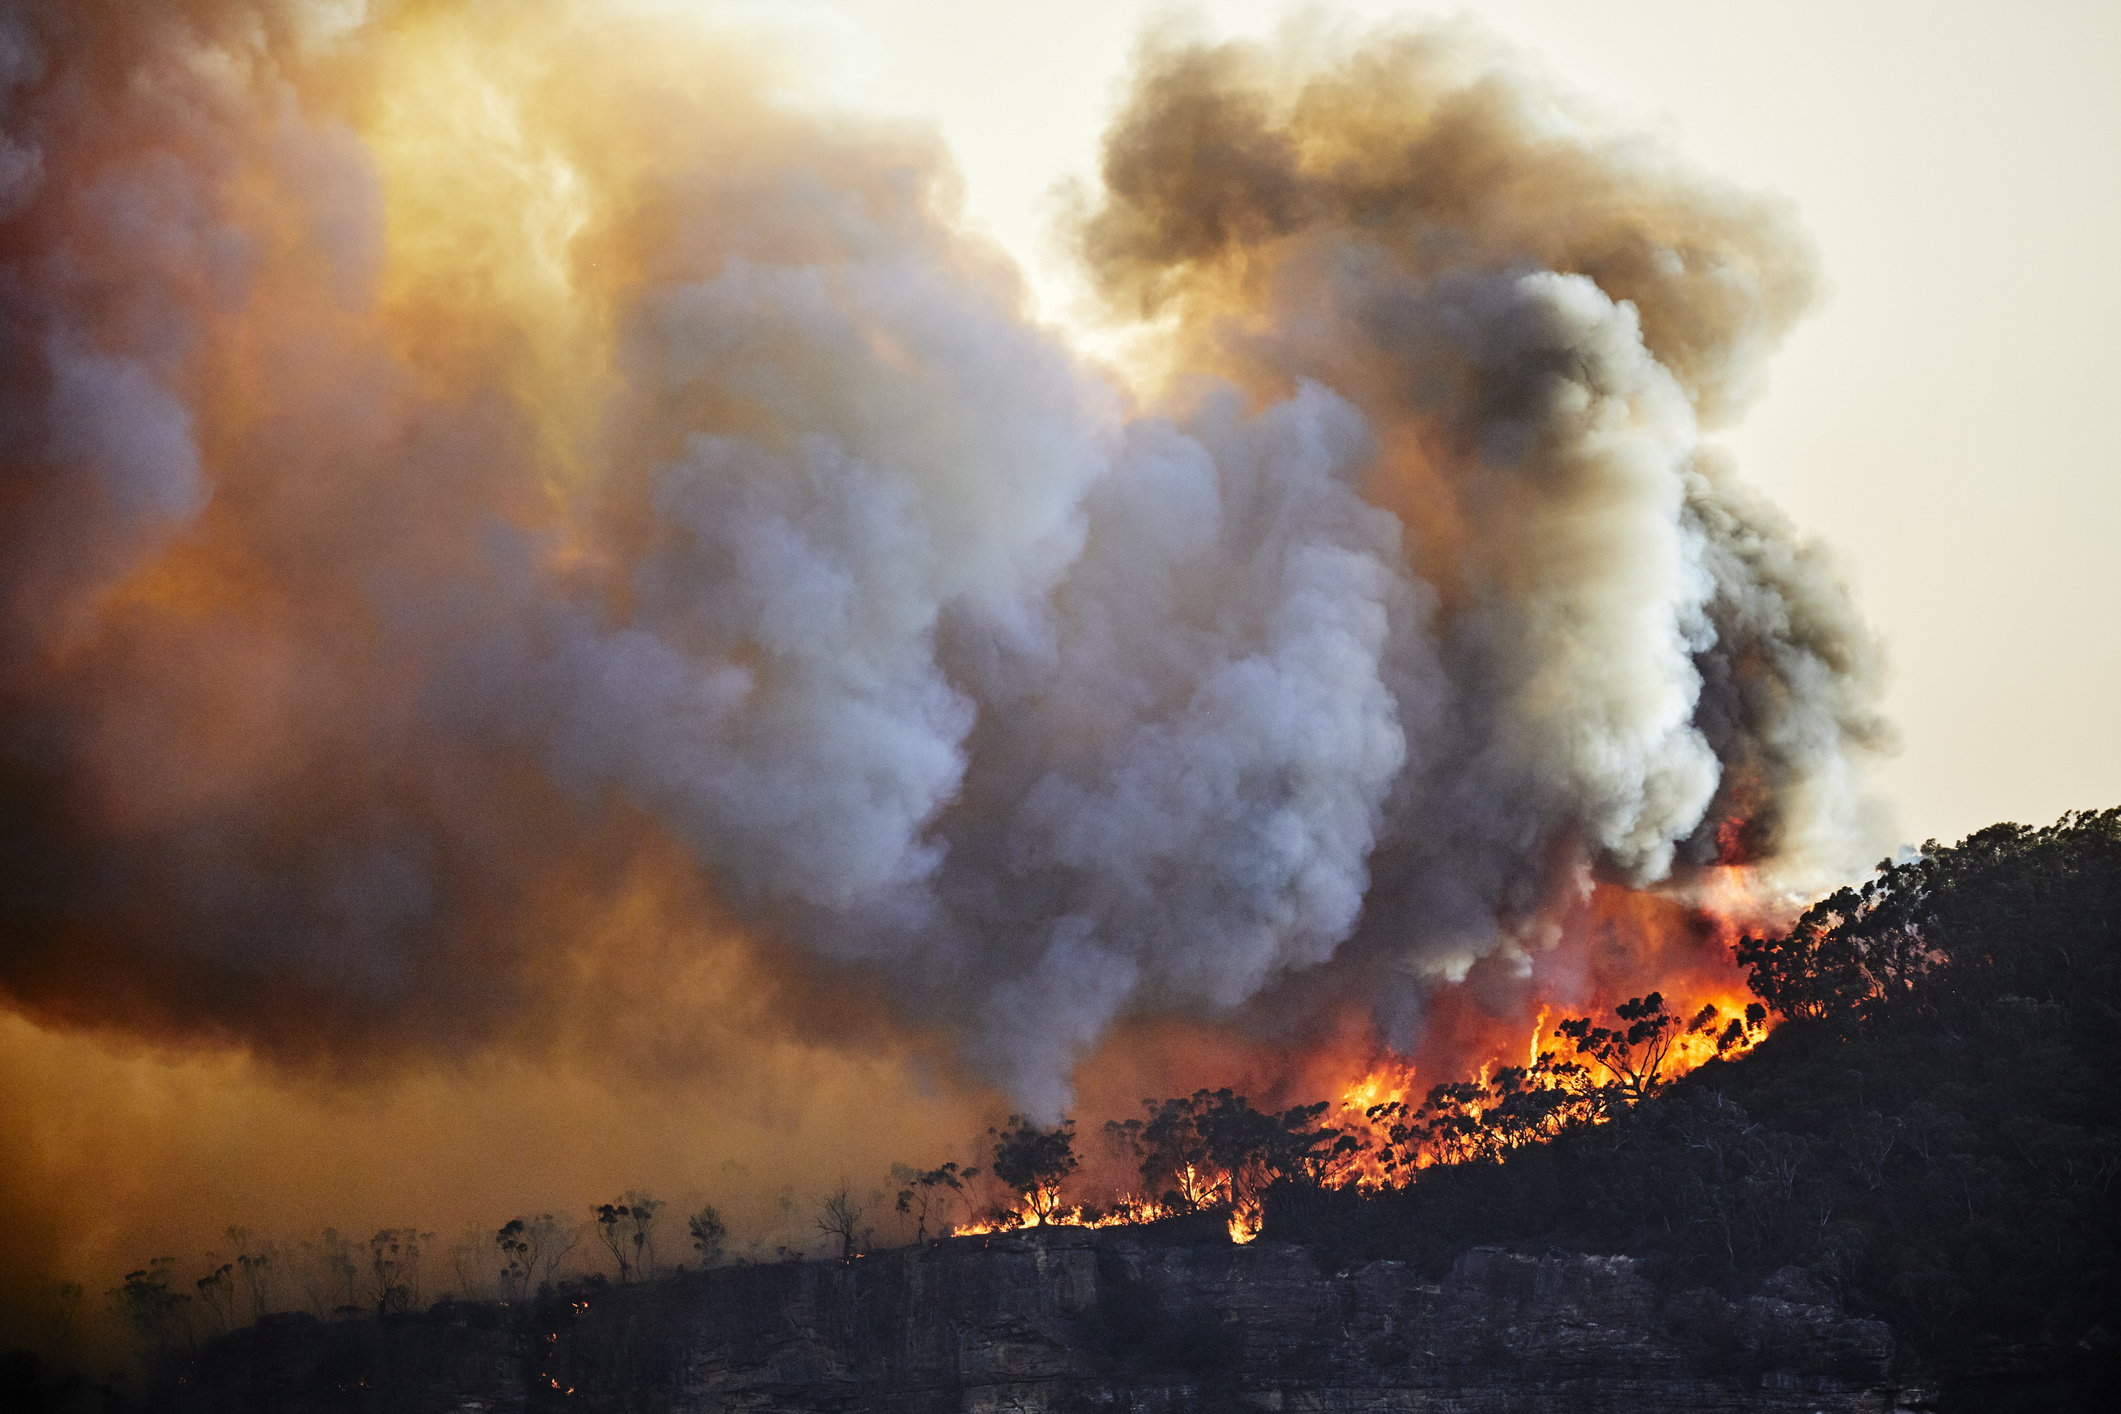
[531,1213,577,1288]
[815,1187,864,1262]
[627,1191,663,1276]
[686,1204,727,1266]
[1108,1097,1219,1210]
[194,1260,236,1334]
[109,1258,189,1358]
[366,1228,426,1315]
[1108,1090,1359,1213]
[495,1220,534,1301]
[1734,904,1883,1032]
[294,1228,361,1319]
[892,1161,978,1241]
[496,1212,576,1298]
[446,1224,495,1301]
[1555,992,1723,1102]
[989,1116,1079,1223]
[226,1227,277,1321]
[1197,1092,1360,1195]
[593,1196,661,1282]
[592,1204,627,1280]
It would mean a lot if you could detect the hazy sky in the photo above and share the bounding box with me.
[809,0,2121,850]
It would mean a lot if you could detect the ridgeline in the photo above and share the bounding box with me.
[9,809,2115,1413]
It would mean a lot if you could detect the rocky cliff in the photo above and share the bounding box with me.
[171,1227,1922,1412]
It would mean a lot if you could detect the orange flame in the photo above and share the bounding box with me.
[941,867,1784,1244]
[950,1193,1178,1238]
[1321,871,1776,1172]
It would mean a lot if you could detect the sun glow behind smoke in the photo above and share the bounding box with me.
[0,0,1886,1314]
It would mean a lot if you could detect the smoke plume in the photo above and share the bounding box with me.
[0,0,1887,1148]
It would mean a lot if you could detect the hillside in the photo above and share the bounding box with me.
[115,1228,1912,1413]
[1269,808,2121,1411]
[10,810,2114,1413]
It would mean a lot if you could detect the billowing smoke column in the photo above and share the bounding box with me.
[1067,29,1893,1071]
[0,1,1887,1117]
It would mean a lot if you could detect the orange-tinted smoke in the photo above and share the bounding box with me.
[0,1,1892,1346]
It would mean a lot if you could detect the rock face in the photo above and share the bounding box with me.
[172,1229,1916,1412]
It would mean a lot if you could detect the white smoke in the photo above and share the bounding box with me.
[0,2,1889,1112]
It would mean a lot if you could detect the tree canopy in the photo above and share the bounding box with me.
[1737,806,2121,1034]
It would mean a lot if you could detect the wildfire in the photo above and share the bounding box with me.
[950,1192,1267,1245]
[941,871,1785,1245]
[941,990,1771,1246]
[1339,1063,1417,1117]
[1326,985,1769,1176]
[950,1194,1176,1238]
[0,0,1886,1316]
[1328,1059,1422,1190]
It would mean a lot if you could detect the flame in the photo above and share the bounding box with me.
[950,1193,1177,1238]
[950,1192,1264,1245]
[1339,1063,1416,1115]
[785,869,1788,1247]
[1049,869,1785,1213]
[1325,1058,1417,1189]
[857,888,1778,1246]
[1309,873,1780,1175]
[1524,1006,1552,1067]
